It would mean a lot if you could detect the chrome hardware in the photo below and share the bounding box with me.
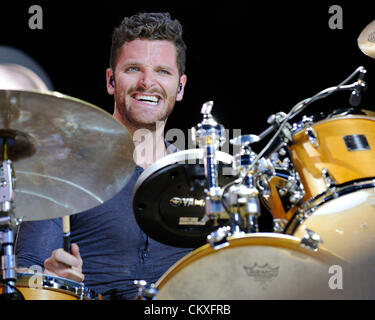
[301,115,314,126]
[191,101,226,224]
[277,175,305,204]
[226,180,261,234]
[134,280,158,300]
[278,147,287,156]
[300,228,323,252]
[268,112,293,143]
[273,219,288,233]
[207,225,232,249]
[322,168,336,188]
[305,126,319,148]
[0,156,19,297]
[0,160,15,212]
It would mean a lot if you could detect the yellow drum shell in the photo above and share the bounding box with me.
[0,272,103,300]
[260,174,298,224]
[290,116,375,200]
[291,186,375,265]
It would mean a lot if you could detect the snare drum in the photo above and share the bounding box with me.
[154,233,371,299]
[0,272,103,300]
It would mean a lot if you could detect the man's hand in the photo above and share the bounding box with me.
[44,243,84,283]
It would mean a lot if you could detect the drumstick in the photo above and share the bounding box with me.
[62,215,71,253]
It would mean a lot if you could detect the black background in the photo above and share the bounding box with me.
[1,1,375,230]
[2,1,375,139]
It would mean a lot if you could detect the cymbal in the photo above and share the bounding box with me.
[358,20,375,59]
[133,149,235,248]
[0,89,135,221]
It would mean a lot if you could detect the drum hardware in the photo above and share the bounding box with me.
[191,101,226,225]
[305,126,319,148]
[133,280,158,300]
[348,67,367,107]
[1,272,104,300]
[0,138,23,299]
[267,112,293,144]
[299,228,323,252]
[206,225,232,249]
[224,134,268,234]
[246,66,367,176]
[258,145,306,232]
[225,179,260,234]
[272,219,288,233]
[321,168,336,188]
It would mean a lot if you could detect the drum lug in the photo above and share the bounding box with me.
[207,226,232,250]
[134,280,158,300]
[322,168,336,188]
[300,228,323,252]
[273,219,288,233]
[305,126,319,148]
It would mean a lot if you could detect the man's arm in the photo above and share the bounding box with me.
[15,218,63,269]
[15,218,84,282]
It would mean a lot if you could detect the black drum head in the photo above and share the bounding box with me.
[133,161,235,248]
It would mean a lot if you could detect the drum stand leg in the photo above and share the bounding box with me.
[246,214,259,233]
[0,226,24,300]
[230,212,243,235]
[0,154,24,300]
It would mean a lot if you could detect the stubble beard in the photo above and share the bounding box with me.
[115,91,177,132]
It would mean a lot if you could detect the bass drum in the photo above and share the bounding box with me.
[0,272,103,300]
[285,180,375,289]
[155,233,371,299]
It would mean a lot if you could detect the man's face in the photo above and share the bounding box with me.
[108,39,186,129]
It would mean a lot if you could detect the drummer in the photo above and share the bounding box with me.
[15,12,192,300]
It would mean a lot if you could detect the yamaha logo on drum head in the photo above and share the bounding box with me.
[244,263,279,288]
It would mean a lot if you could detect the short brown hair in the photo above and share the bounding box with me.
[110,12,186,76]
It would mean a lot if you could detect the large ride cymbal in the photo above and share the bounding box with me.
[358,20,375,59]
[0,89,134,221]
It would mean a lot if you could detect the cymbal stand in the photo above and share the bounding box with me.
[191,101,226,225]
[226,135,262,234]
[0,138,23,299]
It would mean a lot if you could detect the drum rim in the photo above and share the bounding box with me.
[284,177,375,235]
[14,272,101,299]
[292,113,375,136]
[133,148,233,197]
[155,232,341,289]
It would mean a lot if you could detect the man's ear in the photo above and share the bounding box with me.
[106,68,115,95]
[176,74,187,101]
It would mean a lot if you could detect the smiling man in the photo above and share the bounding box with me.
[15,12,192,300]
[107,15,187,168]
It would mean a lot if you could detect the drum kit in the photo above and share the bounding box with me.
[1,21,375,300]
[133,68,375,299]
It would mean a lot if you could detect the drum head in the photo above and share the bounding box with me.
[133,149,235,248]
[155,233,370,299]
